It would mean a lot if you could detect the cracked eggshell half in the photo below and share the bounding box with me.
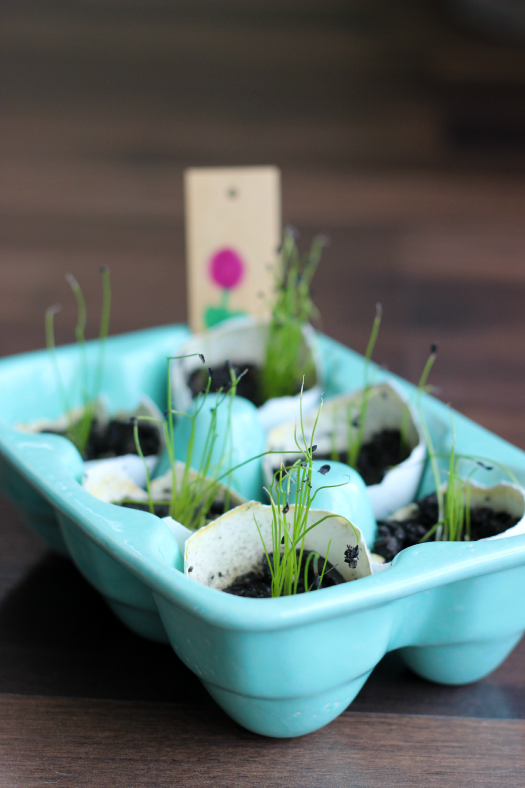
[16,400,107,437]
[82,454,153,503]
[377,479,525,572]
[389,480,525,543]
[184,500,371,591]
[171,316,322,432]
[263,381,425,521]
[84,459,246,515]
[18,394,165,463]
[149,465,246,513]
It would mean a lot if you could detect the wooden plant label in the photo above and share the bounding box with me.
[184,166,281,332]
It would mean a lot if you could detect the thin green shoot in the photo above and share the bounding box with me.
[346,303,382,470]
[65,272,92,452]
[303,546,332,592]
[44,267,112,457]
[399,340,439,458]
[419,414,500,544]
[131,354,254,531]
[132,417,154,515]
[330,406,339,463]
[413,343,443,523]
[256,386,361,598]
[93,266,112,405]
[259,228,325,403]
[45,305,71,418]
[446,454,518,485]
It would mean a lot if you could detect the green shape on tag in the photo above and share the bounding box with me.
[204,289,246,328]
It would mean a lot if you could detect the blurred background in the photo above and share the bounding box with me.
[2,0,525,449]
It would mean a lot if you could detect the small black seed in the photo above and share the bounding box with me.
[477,461,493,471]
[344,544,360,568]
[319,464,330,475]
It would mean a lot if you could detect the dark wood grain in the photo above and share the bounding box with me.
[1,695,525,788]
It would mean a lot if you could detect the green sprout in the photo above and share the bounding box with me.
[45,266,111,456]
[420,415,481,543]
[255,388,361,597]
[420,446,517,544]
[414,342,444,525]
[128,356,252,531]
[399,341,439,459]
[127,356,310,531]
[330,303,382,469]
[259,228,325,403]
[415,344,515,543]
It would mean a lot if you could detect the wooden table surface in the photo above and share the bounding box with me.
[2,1,525,785]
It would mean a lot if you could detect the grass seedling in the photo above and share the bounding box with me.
[410,342,444,525]
[259,228,325,403]
[420,446,517,543]
[165,362,241,529]
[420,415,481,543]
[45,266,111,456]
[256,387,361,597]
[399,341,439,459]
[329,303,382,469]
[129,355,253,530]
[415,346,514,543]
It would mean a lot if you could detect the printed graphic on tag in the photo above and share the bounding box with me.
[184,166,281,331]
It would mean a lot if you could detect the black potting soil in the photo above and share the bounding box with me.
[188,362,264,406]
[120,501,171,518]
[120,497,229,522]
[223,549,347,598]
[188,361,306,408]
[88,419,160,460]
[42,419,161,461]
[313,428,410,486]
[373,492,520,563]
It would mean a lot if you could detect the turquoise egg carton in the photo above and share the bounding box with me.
[1,324,525,738]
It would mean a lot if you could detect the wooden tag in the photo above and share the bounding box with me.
[184,166,281,332]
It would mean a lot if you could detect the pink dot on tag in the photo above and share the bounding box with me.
[209,248,245,289]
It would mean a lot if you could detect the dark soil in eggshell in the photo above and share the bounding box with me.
[42,419,161,461]
[120,497,231,522]
[313,428,411,486]
[188,362,263,406]
[373,491,520,563]
[223,549,347,598]
[188,361,308,408]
